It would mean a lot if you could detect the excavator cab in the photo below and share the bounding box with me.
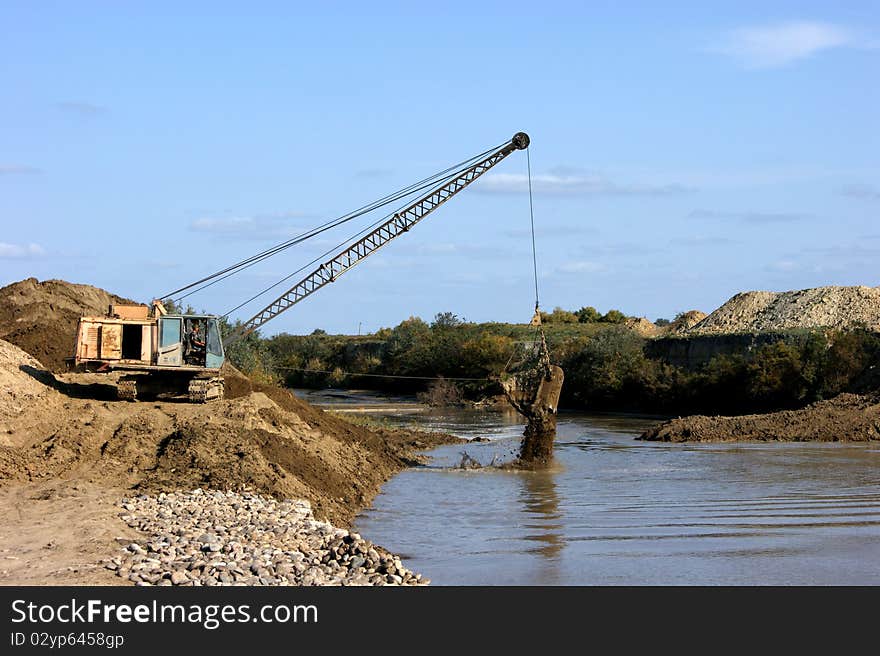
[71,305,226,402]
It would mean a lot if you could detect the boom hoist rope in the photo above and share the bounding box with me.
[160,142,506,305]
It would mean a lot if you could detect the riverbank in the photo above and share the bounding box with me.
[639,392,880,442]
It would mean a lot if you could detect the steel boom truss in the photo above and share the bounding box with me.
[228,132,530,342]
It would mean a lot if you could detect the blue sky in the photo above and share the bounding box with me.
[1,1,877,335]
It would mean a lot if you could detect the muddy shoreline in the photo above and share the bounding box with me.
[639,392,880,442]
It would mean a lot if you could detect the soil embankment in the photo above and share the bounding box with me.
[0,278,140,372]
[639,393,880,442]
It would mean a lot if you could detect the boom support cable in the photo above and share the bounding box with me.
[159,142,505,302]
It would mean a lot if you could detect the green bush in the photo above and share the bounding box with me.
[600,309,627,324]
[576,306,601,323]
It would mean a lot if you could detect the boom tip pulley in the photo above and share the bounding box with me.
[512,132,530,150]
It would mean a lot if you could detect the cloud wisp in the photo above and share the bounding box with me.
[504,224,599,239]
[840,184,880,200]
[189,212,313,240]
[0,165,41,176]
[479,169,691,196]
[0,242,46,259]
[712,21,871,68]
[671,235,740,246]
[689,209,808,224]
[55,101,108,116]
[555,260,607,275]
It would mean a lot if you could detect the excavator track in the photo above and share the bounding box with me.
[188,377,225,403]
[117,379,138,401]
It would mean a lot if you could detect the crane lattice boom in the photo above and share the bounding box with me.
[227,132,529,343]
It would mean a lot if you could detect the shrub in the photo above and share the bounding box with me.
[600,309,627,324]
[417,377,463,406]
[576,306,601,323]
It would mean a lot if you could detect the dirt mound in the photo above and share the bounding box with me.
[625,317,661,337]
[0,278,140,372]
[639,393,880,442]
[0,343,459,524]
[0,339,55,425]
[686,286,880,335]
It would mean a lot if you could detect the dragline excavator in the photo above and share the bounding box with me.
[70,131,562,419]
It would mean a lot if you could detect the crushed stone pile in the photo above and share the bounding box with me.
[624,317,661,337]
[663,310,708,335]
[686,286,880,335]
[0,278,140,372]
[107,489,426,586]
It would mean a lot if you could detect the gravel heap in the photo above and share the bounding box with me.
[105,489,427,586]
[663,310,708,335]
[624,317,661,337]
[686,286,880,335]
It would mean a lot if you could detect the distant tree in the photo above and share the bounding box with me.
[576,306,601,323]
[161,298,195,315]
[311,328,327,336]
[432,312,462,329]
[654,318,671,327]
[219,317,277,383]
[541,307,579,324]
[600,309,627,324]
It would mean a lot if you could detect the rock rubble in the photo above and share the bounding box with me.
[105,489,427,586]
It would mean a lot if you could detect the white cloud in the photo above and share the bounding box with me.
[557,260,607,274]
[504,224,599,239]
[689,209,807,223]
[190,212,312,239]
[0,242,45,258]
[766,259,800,272]
[841,184,880,200]
[191,216,255,232]
[671,235,740,246]
[478,170,690,196]
[713,21,867,68]
[356,168,393,178]
[0,165,41,175]
[56,101,108,116]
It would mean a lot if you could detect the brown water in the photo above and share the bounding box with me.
[302,390,880,585]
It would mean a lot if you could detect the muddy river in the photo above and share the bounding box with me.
[298,389,880,585]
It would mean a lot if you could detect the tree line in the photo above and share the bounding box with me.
[213,306,880,416]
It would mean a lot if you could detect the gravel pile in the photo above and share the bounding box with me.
[105,489,427,586]
[663,310,708,335]
[686,286,880,335]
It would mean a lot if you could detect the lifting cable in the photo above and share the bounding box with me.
[527,146,540,312]
[160,142,506,303]
[525,145,551,368]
